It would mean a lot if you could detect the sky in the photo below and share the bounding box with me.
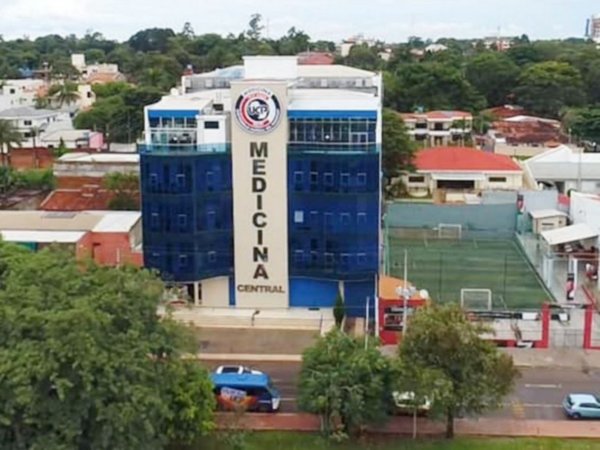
[0,0,598,43]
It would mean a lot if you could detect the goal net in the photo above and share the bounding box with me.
[437,223,463,240]
[460,289,492,311]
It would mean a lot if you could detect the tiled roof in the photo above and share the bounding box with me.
[491,120,565,145]
[297,52,335,65]
[484,105,527,119]
[399,110,472,121]
[40,189,115,211]
[415,147,521,172]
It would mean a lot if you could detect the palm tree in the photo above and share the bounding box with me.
[0,119,22,167]
[48,82,80,108]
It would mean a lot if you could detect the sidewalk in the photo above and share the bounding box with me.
[199,347,600,367]
[216,413,600,439]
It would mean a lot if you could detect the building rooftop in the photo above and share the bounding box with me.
[0,106,60,118]
[415,147,522,172]
[40,189,115,211]
[529,209,568,220]
[400,110,473,121]
[526,145,600,181]
[0,210,140,233]
[57,152,139,164]
[0,230,86,244]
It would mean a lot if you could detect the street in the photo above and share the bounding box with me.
[204,361,600,420]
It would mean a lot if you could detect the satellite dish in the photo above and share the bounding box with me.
[419,289,430,300]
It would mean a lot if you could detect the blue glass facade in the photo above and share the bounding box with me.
[140,146,234,282]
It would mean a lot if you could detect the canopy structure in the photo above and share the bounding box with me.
[541,223,598,247]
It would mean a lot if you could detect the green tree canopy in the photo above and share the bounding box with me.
[515,61,586,117]
[382,109,416,196]
[398,304,519,438]
[0,244,214,449]
[466,52,520,107]
[298,329,392,438]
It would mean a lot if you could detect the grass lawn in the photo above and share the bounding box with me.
[389,237,550,310]
[177,432,600,450]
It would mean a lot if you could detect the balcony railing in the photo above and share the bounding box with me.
[138,143,231,154]
[288,143,380,154]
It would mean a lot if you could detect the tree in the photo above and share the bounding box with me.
[0,119,22,169]
[345,44,381,71]
[568,108,600,145]
[246,14,264,41]
[398,304,519,438]
[128,28,176,53]
[515,61,586,117]
[382,109,416,197]
[466,52,520,107]
[298,329,391,438]
[104,172,140,210]
[48,82,80,108]
[0,243,215,449]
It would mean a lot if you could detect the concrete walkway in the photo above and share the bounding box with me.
[199,347,600,367]
[217,413,600,439]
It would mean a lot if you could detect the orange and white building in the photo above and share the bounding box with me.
[400,110,473,147]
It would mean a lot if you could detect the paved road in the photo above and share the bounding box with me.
[204,361,600,420]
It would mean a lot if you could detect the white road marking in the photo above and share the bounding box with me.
[524,383,562,389]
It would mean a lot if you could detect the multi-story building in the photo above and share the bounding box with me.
[586,14,600,43]
[140,56,382,316]
[400,110,473,147]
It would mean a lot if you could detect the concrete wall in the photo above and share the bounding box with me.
[200,277,231,307]
[520,190,559,213]
[571,192,600,235]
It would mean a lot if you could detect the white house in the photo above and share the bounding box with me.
[403,146,523,198]
[0,106,71,147]
[400,111,473,147]
[525,145,600,194]
[0,79,46,111]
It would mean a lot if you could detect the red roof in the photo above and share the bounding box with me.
[297,52,335,65]
[415,147,521,172]
[40,189,115,211]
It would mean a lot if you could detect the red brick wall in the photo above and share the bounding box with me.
[78,231,143,267]
[9,148,54,170]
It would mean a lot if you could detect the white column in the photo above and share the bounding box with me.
[193,282,201,306]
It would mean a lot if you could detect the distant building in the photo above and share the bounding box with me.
[297,52,335,65]
[586,14,600,43]
[0,106,71,147]
[40,129,105,152]
[525,145,600,194]
[485,115,566,157]
[71,54,126,84]
[0,79,46,110]
[403,146,523,199]
[484,105,527,120]
[41,153,139,211]
[338,34,376,57]
[400,110,473,147]
[0,210,143,267]
[482,36,515,51]
[424,43,448,53]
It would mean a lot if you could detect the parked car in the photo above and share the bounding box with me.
[214,365,263,375]
[392,391,432,416]
[563,393,600,419]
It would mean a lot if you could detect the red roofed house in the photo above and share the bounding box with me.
[403,147,523,198]
[297,51,335,65]
[400,110,473,147]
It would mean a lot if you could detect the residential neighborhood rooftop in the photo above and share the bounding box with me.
[415,147,522,172]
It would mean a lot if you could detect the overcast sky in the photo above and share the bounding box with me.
[0,0,597,43]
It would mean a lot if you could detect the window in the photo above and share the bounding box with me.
[294,210,304,224]
[294,171,304,184]
[357,213,367,225]
[151,212,159,228]
[489,176,507,183]
[340,213,351,225]
[340,253,351,266]
[357,253,367,264]
[323,172,334,186]
[340,173,350,187]
[357,173,367,186]
[204,121,220,129]
[294,250,304,264]
[176,173,185,187]
[178,214,187,229]
[206,171,214,187]
[149,173,158,186]
[23,120,32,126]
[310,211,319,226]
[207,252,217,263]
[310,171,318,185]
[408,175,425,183]
[178,254,188,267]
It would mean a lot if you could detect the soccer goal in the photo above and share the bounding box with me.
[437,223,463,240]
[460,289,493,311]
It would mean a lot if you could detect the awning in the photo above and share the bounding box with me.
[541,223,598,246]
[431,173,486,181]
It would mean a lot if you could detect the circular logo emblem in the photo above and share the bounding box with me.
[235,88,281,134]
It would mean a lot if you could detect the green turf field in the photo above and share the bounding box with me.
[388,235,551,310]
